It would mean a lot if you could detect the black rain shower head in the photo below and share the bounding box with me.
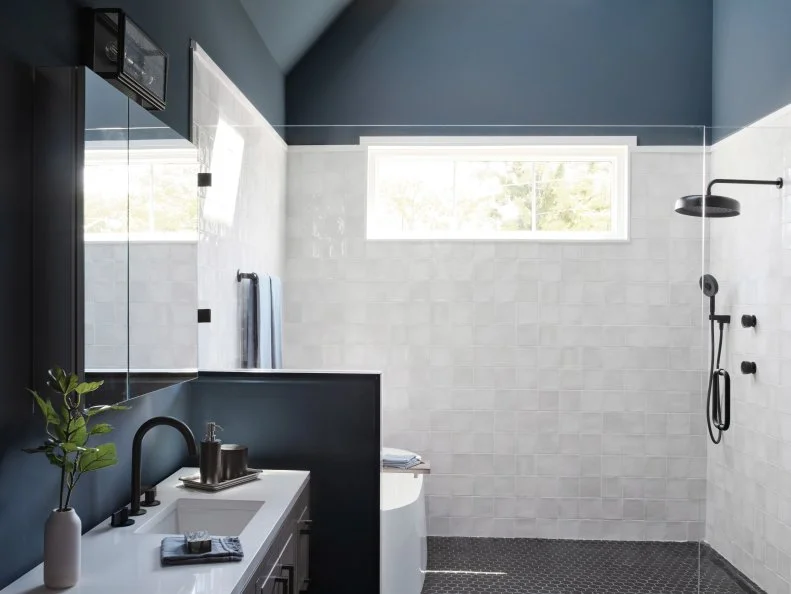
[675,177,783,218]
[675,195,740,218]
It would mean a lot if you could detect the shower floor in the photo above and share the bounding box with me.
[421,537,763,594]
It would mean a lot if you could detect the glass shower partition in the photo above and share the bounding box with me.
[280,124,716,593]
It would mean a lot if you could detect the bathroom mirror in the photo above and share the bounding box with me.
[83,69,198,402]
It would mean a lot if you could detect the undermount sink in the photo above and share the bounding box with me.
[135,498,264,536]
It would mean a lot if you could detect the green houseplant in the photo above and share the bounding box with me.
[24,367,128,588]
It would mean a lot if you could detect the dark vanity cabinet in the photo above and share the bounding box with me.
[244,485,310,594]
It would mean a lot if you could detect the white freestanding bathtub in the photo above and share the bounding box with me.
[381,450,427,594]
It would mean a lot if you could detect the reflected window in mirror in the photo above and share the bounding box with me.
[82,69,199,403]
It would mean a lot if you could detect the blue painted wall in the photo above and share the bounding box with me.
[286,0,713,145]
[712,0,791,140]
[0,0,285,138]
[241,0,353,71]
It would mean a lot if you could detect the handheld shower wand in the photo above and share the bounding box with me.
[700,274,717,317]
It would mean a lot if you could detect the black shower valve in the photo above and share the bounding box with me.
[741,361,757,375]
[741,314,757,328]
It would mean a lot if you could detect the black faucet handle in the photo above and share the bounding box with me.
[141,485,160,507]
[110,506,135,528]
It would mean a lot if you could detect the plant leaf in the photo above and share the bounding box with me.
[61,442,95,454]
[76,382,103,396]
[23,443,52,454]
[78,443,117,473]
[88,423,113,436]
[45,451,62,466]
[65,373,79,396]
[48,368,68,393]
[46,451,74,472]
[75,381,104,395]
[69,416,88,447]
[84,404,129,417]
[28,389,61,425]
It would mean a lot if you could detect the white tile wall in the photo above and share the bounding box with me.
[192,45,287,370]
[84,241,198,370]
[707,111,791,594]
[284,145,709,540]
[84,242,128,369]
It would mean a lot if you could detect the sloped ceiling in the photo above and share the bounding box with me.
[240,0,352,72]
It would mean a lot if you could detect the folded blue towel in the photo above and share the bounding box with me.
[383,453,422,469]
[386,459,422,469]
[160,536,244,566]
[383,454,413,463]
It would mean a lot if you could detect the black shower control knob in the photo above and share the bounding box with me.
[741,315,757,328]
[741,361,757,375]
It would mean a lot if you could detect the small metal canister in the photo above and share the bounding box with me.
[221,444,248,481]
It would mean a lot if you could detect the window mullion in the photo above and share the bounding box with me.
[531,162,538,233]
[452,159,458,231]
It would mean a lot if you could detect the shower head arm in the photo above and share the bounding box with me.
[706,177,783,196]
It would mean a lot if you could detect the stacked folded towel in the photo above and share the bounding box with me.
[382,450,422,470]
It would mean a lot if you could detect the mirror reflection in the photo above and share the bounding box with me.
[83,70,198,402]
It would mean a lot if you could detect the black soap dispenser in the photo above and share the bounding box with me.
[200,421,222,484]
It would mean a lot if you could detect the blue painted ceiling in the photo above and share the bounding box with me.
[240,0,352,72]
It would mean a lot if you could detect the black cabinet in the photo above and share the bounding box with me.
[243,483,310,594]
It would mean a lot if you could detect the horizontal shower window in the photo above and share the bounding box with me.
[366,140,629,240]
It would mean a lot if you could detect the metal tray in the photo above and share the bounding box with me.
[178,468,263,492]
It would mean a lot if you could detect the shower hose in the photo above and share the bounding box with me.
[706,318,731,444]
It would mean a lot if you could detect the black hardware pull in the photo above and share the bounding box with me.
[273,575,289,594]
[197,172,212,187]
[299,519,313,535]
[282,565,295,594]
[197,308,212,323]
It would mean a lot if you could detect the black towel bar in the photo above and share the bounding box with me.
[237,270,259,284]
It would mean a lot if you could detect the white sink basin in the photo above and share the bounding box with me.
[135,499,264,536]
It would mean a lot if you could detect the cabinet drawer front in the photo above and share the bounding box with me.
[247,533,293,594]
[241,481,311,594]
[256,573,289,594]
[243,532,293,594]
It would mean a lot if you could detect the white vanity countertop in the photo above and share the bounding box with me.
[2,468,309,594]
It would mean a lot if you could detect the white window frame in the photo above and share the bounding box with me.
[364,137,631,242]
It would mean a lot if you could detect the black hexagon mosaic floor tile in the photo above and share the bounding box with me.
[422,538,764,594]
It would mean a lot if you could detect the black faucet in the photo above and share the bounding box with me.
[130,416,197,517]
